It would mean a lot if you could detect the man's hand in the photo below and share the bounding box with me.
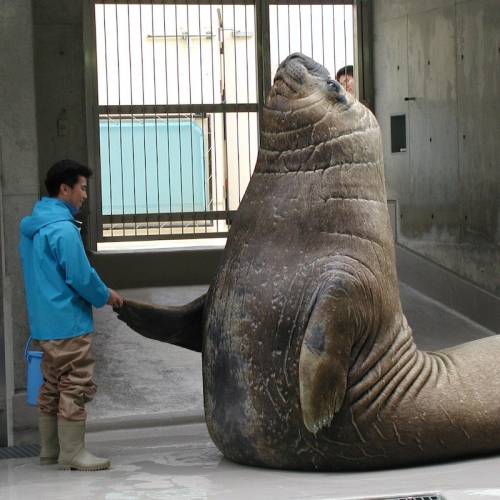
[107,288,124,309]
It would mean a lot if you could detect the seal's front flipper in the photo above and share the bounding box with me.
[115,294,206,352]
[299,281,357,434]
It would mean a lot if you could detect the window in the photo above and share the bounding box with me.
[91,1,355,244]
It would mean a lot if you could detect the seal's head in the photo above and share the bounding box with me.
[259,53,378,176]
[266,53,353,115]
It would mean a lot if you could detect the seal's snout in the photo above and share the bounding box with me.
[271,53,330,101]
[273,55,307,96]
[279,54,307,84]
[278,53,330,82]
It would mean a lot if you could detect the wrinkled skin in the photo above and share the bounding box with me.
[117,53,500,471]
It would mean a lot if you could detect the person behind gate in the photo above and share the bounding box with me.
[19,159,124,471]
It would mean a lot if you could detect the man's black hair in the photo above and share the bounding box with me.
[335,65,354,80]
[45,159,93,197]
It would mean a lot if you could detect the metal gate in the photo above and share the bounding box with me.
[90,0,358,246]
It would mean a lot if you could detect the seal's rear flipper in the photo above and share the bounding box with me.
[299,279,358,434]
[115,294,205,352]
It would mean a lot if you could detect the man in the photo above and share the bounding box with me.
[19,159,123,471]
[336,65,355,96]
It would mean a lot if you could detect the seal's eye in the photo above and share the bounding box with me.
[326,79,341,93]
[325,78,347,105]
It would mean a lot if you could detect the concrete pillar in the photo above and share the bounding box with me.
[33,0,89,181]
[0,0,40,444]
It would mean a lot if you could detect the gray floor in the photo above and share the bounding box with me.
[398,282,494,350]
[90,285,208,424]
[2,423,500,500]
[2,282,498,499]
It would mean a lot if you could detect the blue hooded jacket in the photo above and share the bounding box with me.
[19,197,110,340]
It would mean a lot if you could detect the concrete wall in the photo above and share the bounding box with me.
[0,0,40,443]
[32,0,95,245]
[373,0,500,295]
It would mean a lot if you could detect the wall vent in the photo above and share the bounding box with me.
[376,495,441,500]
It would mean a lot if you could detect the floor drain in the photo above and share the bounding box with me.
[0,444,40,460]
[383,496,441,500]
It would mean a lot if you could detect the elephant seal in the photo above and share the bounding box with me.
[117,53,500,471]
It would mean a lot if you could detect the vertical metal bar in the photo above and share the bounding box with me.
[127,1,138,238]
[186,0,196,234]
[310,3,313,59]
[256,0,271,133]
[231,2,237,103]
[321,4,325,66]
[163,0,173,235]
[219,6,230,213]
[103,4,113,238]
[343,3,347,87]
[275,5,280,66]
[209,1,219,233]
[232,2,242,202]
[353,0,360,101]
[287,3,291,56]
[332,3,336,74]
[115,2,126,237]
[255,0,262,103]
[275,4,281,66]
[198,0,208,233]
[174,2,185,234]
[352,1,357,99]
[298,4,302,53]
[205,115,214,230]
[151,3,161,235]
[245,3,252,179]
[139,2,149,236]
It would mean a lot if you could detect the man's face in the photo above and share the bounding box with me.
[59,176,88,210]
[338,74,355,96]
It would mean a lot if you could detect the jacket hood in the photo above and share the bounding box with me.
[20,197,78,239]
